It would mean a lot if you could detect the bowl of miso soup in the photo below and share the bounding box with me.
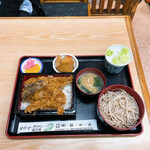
[76,68,106,96]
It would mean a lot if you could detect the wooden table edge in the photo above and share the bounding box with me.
[0,16,130,19]
[125,16,150,122]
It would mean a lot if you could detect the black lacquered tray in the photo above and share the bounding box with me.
[6,56,143,138]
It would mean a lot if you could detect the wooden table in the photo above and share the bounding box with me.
[0,16,150,150]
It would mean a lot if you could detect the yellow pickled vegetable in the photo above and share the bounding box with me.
[25,64,41,73]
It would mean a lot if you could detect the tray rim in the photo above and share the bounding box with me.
[5,55,143,138]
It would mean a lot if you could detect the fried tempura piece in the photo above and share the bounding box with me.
[24,76,49,86]
[25,88,66,115]
[22,75,73,115]
[56,55,74,73]
[47,75,73,88]
[24,78,37,86]
[22,80,46,101]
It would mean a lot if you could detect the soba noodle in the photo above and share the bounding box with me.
[99,89,139,129]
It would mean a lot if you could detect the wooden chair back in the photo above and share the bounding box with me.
[90,0,139,19]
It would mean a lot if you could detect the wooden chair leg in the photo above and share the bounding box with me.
[88,2,91,16]
[123,0,139,20]
[92,0,96,14]
[130,0,139,20]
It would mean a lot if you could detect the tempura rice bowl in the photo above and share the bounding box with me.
[19,74,75,116]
